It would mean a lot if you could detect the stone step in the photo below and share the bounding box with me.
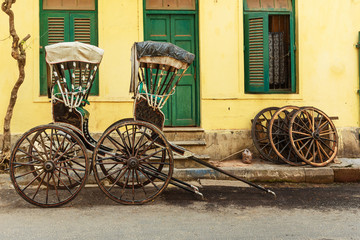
[168,140,207,157]
[173,154,210,169]
[163,127,205,141]
[170,140,206,146]
[163,127,205,132]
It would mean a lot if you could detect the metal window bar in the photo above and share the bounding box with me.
[268,15,291,90]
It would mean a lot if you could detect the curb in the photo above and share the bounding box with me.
[0,159,359,188]
[171,158,360,183]
[172,167,335,183]
[173,158,360,183]
[333,167,360,182]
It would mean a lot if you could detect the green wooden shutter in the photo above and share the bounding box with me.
[70,13,98,95]
[47,16,67,44]
[70,13,97,45]
[244,12,269,93]
[40,12,70,96]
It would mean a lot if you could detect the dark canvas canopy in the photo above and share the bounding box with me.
[135,41,195,65]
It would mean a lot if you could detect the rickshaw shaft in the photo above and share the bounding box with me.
[187,155,276,197]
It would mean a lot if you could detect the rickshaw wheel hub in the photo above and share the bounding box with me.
[44,161,55,172]
[312,131,320,140]
[127,157,139,169]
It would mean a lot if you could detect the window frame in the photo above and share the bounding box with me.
[42,0,96,10]
[243,0,296,94]
[39,0,99,96]
[243,0,292,12]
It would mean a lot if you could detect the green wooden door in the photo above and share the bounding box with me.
[145,14,197,126]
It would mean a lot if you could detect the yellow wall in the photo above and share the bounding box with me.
[0,0,143,134]
[200,0,360,130]
[1,0,360,134]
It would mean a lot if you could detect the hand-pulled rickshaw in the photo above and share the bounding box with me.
[9,41,275,207]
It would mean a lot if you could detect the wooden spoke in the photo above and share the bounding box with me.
[99,165,127,181]
[106,135,129,156]
[32,171,47,200]
[137,167,160,191]
[135,170,147,196]
[297,138,312,153]
[108,168,129,192]
[139,147,167,162]
[14,167,43,179]
[293,135,312,142]
[316,141,324,163]
[116,128,131,156]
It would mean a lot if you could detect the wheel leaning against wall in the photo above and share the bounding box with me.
[288,107,338,167]
[251,107,284,164]
[268,106,306,166]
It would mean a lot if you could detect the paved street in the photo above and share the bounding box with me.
[0,180,359,240]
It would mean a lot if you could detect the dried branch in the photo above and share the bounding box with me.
[1,0,31,168]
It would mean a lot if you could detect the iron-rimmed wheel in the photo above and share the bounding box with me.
[268,106,306,166]
[289,107,338,167]
[9,124,89,207]
[251,107,284,164]
[92,120,173,205]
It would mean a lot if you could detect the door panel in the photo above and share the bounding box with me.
[145,14,197,126]
[147,15,171,42]
[171,15,196,126]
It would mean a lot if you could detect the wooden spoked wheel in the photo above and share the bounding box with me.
[92,120,173,205]
[251,107,284,164]
[9,125,89,207]
[289,107,338,166]
[268,106,306,166]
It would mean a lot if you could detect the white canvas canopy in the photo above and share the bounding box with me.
[45,42,104,110]
[45,42,104,64]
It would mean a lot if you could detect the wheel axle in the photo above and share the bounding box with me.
[44,161,55,172]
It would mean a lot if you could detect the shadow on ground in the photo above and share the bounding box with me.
[1,182,360,210]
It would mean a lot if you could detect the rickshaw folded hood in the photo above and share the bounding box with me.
[130,41,195,93]
[45,42,104,64]
[134,41,195,65]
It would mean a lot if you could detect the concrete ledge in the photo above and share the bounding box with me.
[171,158,360,183]
[304,168,334,183]
[173,167,339,183]
[172,167,306,183]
